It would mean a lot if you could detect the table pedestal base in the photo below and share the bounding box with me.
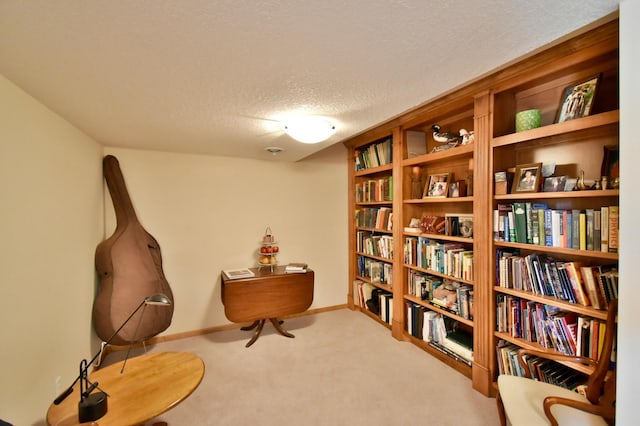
[241,318,294,347]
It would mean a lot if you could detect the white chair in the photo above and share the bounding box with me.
[496,299,617,426]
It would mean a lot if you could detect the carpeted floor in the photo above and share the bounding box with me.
[109,308,499,425]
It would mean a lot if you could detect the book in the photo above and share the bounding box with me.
[513,202,527,243]
[600,207,609,252]
[222,268,255,279]
[585,209,594,251]
[563,261,590,306]
[285,262,308,273]
[580,266,606,310]
[608,206,619,253]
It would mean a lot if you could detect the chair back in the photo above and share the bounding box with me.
[584,298,617,406]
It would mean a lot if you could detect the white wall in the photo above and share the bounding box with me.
[0,75,104,425]
[616,2,639,425]
[102,146,349,334]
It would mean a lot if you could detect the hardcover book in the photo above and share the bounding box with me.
[223,268,255,280]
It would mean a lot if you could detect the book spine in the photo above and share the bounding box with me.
[544,209,553,246]
[525,202,533,244]
[586,209,594,251]
[609,205,619,253]
[513,202,527,244]
[600,206,609,252]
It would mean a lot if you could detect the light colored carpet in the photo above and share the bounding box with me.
[110,308,499,425]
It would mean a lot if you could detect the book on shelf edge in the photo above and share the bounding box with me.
[222,268,255,280]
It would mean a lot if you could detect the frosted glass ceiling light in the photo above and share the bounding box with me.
[282,116,336,144]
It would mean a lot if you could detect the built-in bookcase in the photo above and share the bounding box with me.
[348,133,396,327]
[344,16,619,397]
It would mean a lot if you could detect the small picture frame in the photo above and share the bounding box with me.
[556,74,600,123]
[543,176,567,192]
[512,163,542,193]
[424,173,450,198]
[449,181,460,198]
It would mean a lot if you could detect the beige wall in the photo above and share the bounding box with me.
[0,72,348,424]
[0,75,104,424]
[102,145,348,335]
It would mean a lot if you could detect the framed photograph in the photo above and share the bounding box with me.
[449,181,460,198]
[423,173,450,198]
[512,163,542,193]
[543,176,567,192]
[556,74,600,123]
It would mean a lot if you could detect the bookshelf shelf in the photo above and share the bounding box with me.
[344,17,618,398]
[494,332,595,375]
[494,190,619,201]
[403,232,472,244]
[354,163,393,177]
[404,196,473,204]
[493,241,619,260]
[405,294,474,327]
[491,110,619,148]
[494,286,608,320]
[402,143,474,166]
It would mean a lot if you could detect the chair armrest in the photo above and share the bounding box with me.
[543,396,615,426]
[517,348,597,378]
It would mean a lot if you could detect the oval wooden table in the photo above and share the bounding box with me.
[47,351,205,426]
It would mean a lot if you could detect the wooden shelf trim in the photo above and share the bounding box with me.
[493,286,608,320]
[404,263,474,285]
[402,232,473,244]
[405,332,473,377]
[493,241,619,260]
[494,189,619,200]
[355,163,393,177]
[355,226,393,234]
[494,332,595,375]
[402,143,474,166]
[404,196,473,204]
[404,294,474,327]
[355,276,393,292]
[355,252,393,263]
[492,110,619,147]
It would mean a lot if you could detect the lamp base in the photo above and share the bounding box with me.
[78,392,108,422]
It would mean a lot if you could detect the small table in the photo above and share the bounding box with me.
[46,351,205,426]
[221,266,314,347]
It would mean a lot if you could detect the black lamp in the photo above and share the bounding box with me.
[53,293,172,423]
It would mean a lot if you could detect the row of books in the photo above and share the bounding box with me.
[357,255,393,285]
[356,232,393,260]
[496,341,587,391]
[354,137,392,171]
[355,176,393,202]
[496,249,618,310]
[496,295,608,359]
[355,207,393,231]
[353,280,393,324]
[494,203,618,253]
[406,270,474,320]
[404,237,474,281]
[406,303,473,365]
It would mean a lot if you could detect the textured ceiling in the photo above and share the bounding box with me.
[0,1,620,162]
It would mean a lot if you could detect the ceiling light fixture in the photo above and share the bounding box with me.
[282,116,336,144]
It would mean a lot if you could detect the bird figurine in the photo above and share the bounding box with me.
[432,125,463,144]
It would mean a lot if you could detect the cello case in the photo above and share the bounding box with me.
[93,155,174,345]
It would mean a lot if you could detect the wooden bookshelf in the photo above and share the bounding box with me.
[343,16,619,398]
